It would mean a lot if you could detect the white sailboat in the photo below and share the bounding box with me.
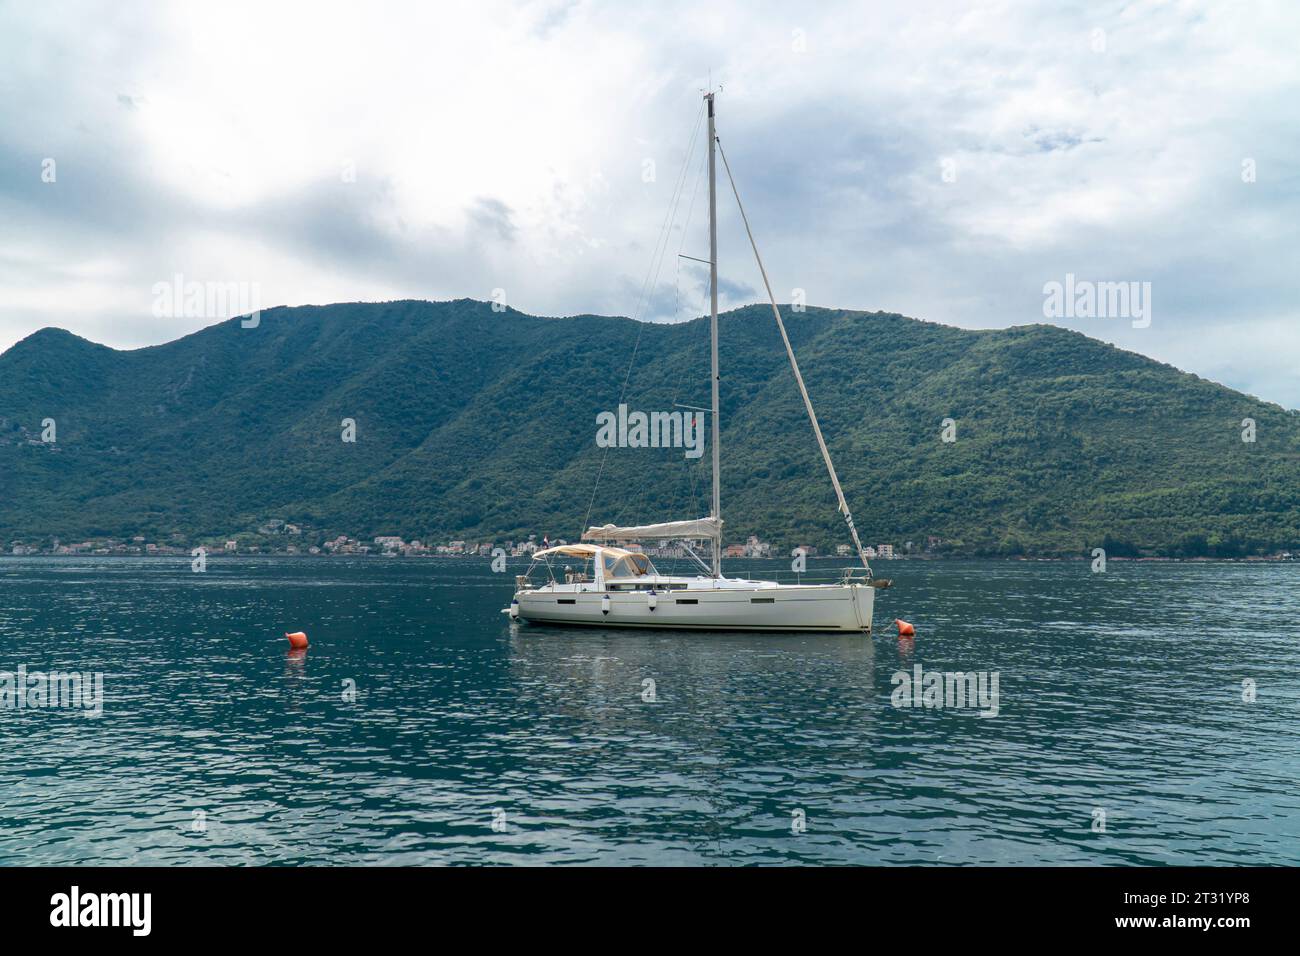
[508,92,887,633]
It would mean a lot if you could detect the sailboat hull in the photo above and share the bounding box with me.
[513,582,873,633]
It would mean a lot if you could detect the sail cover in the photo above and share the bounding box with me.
[583,517,722,541]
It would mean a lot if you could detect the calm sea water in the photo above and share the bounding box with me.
[1,555,1296,866]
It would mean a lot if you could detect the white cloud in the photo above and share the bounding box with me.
[1,0,1298,405]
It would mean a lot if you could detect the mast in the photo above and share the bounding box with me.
[707,91,722,578]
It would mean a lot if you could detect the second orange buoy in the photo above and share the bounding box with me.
[894,619,915,637]
[285,631,309,649]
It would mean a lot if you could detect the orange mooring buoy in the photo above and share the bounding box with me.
[894,619,915,637]
[286,631,309,649]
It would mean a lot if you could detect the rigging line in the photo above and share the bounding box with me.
[622,141,710,530]
[632,103,705,326]
[670,143,709,409]
[629,141,709,523]
[715,136,873,575]
[664,161,712,534]
[671,148,714,535]
[672,143,709,316]
[673,153,713,537]
[609,106,706,527]
[581,102,706,538]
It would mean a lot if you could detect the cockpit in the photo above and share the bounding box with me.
[602,552,658,579]
[527,543,677,592]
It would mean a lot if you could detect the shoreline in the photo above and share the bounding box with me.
[1,552,1295,564]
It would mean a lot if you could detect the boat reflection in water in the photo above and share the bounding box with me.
[507,619,875,725]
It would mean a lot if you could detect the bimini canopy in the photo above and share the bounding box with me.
[582,517,722,541]
[532,543,634,561]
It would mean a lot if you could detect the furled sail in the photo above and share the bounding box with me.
[583,517,722,541]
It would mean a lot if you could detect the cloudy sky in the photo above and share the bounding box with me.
[2,0,1298,405]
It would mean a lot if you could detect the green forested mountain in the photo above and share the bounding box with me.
[2,299,1297,556]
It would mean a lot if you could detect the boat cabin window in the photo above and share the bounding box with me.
[603,553,658,579]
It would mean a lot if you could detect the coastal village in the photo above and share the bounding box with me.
[12,530,1295,561]
[7,521,909,560]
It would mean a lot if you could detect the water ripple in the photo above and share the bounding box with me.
[1,556,1296,865]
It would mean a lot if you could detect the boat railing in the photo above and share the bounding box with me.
[730,566,880,586]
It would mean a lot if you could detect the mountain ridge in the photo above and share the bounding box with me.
[2,298,1297,557]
